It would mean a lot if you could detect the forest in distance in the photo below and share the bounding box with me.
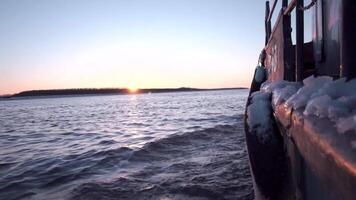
[0,87,247,99]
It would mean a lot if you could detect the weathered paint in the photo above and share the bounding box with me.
[274,105,356,200]
[264,0,356,80]
[264,11,294,81]
[246,0,356,199]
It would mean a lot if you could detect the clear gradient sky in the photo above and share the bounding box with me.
[0,0,308,95]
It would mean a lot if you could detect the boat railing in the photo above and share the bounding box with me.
[264,0,304,82]
[283,0,297,16]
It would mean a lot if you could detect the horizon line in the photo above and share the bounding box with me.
[1,86,248,96]
[0,86,249,97]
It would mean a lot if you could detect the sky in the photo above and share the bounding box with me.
[0,0,312,95]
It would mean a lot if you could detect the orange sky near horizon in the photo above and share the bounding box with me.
[0,0,266,95]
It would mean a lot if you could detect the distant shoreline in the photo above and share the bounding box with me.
[0,87,248,100]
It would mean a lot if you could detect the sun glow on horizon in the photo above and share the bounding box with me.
[0,1,264,95]
[127,84,138,93]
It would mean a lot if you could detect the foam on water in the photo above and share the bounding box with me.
[0,90,252,200]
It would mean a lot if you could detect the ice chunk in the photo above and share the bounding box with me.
[303,75,333,86]
[304,95,331,118]
[285,76,333,110]
[304,95,350,120]
[311,78,356,99]
[247,91,274,143]
[327,101,351,120]
[261,80,289,93]
[250,90,271,104]
[272,84,301,105]
[254,66,266,83]
[336,115,356,134]
[351,141,356,149]
[262,75,356,135]
[338,95,356,110]
[261,80,302,105]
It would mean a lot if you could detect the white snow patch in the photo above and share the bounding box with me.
[311,78,356,99]
[261,80,291,93]
[247,91,274,143]
[250,90,271,104]
[351,141,356,149]
[304,95,351,119]
[338,95,356,110]
[336,115,356,134]
[285,76,333,110]
[261,81,302,105]
[299,77,356,135]
[260,76,356,147]
[303,95,331,118]
[254,66,266,83]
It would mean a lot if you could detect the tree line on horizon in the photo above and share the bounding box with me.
[0,87,247,98]
[10,87,202,97]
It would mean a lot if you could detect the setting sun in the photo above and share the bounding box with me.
[128,84,138,93]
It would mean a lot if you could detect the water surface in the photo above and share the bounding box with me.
[0,89,252,200]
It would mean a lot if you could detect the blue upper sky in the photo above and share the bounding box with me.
[0,0,312,94]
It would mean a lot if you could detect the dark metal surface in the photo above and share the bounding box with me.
[265,1,272,45]
[314,0,342,77]
[264,9,295,81]
[266,0,354,80]
[248,0,356,199]
[312,0,324,62]
[296,0,304,81]
[244,96,288,200]
[340,0,356,79]
[265,11,285,81]
[282,0,294,81]
[277,108,356,200]
[267,0,279,22]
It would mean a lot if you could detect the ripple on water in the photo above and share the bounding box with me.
[0,90,252,200]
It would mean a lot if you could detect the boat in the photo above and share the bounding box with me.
[244,0,356,199]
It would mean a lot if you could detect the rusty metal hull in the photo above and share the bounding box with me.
[245,97,356,200]
[274,105,356,200]
[246,0,356,198]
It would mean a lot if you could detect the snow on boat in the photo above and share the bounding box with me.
[244,0,356,199]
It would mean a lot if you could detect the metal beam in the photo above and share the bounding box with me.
[284,0,297,15]
[265,1,272,45]
[296,0,304,81]
[267,0,279,22]
[282,0,294,81]
[340,0,356,79]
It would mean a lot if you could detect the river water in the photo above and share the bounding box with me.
[0,89,253,200]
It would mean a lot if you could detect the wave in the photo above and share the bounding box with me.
[1,115,253,200]
[69,116,253,200]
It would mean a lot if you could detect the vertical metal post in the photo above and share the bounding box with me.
[283,0,295,81]
[282,0,288,8]
[296,0,304,81]
[265,1,271,45]
[340,0,356,79]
